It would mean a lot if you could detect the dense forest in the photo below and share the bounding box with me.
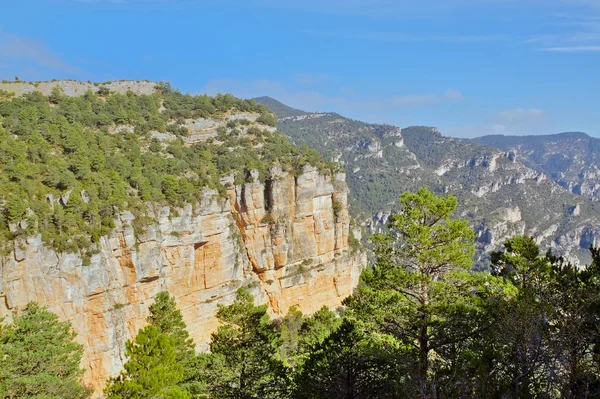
[3,188,600,398]
[0,85,332,260]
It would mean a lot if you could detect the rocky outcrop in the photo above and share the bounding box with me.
[0,80,157,96]
[0,165,363,395]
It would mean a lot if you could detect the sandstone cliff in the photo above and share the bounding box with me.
[0,165,363,394]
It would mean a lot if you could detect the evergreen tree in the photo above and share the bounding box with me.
[147,291,200,394]
[278,306,340,367]
[104,325,190,399]
[0,302,91,399]
[547,250,600,399]
[278,306,305,366]
[294,318,398,399]
[489,237,600,398]
[207,288,289,399]
[489,236,556,398]
[345,188,502,397]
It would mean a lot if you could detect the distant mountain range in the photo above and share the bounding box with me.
[474,133,600,200]
[255,96,600,266]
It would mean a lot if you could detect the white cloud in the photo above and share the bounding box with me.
[304,30,507,44]
[245,0,600,18]
[389,89,462,107]
[0,30,79,75]
[294,73,328,85]
[450,108,550,137]
[523,9,600,52]
[445,107,551,138]
[542,45,600,52]
[338,87,356,96]
[203,78,283,97]
[201,77,464,126]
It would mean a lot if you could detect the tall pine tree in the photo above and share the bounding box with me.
[147,291,200,394]
[346,188,503,398]
[0,302,91,398]
[294,318,398,399]
[104,325,190,399]
[207,288,289,399]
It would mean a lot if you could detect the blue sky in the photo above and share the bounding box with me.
[0,0,598,137]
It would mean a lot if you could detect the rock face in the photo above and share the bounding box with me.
[0,166,363,395]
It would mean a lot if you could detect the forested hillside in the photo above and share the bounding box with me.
[0,84,331,260]
[3,83,600,399]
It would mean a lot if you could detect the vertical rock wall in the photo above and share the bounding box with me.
[0,165,363,395]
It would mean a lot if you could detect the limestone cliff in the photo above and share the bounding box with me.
[0,165,363,394]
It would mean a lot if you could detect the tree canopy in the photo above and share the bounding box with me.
[0,302,90,399]
[0,86,333,260]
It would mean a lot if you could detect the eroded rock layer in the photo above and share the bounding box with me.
[0,165,363,394]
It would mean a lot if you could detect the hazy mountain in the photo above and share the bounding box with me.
[474,133,600,200]
[253,96,309,119]
[256,96,600,266]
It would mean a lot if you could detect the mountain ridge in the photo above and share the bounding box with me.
[256,96,600,265]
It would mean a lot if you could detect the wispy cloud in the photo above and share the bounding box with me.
[454,107,552,136]
[389,89,462,107]
[525,8,600,52]
[0,30,80,75]
[444,89,464,100]
[445,107,551,138]
[542,45,600,51]
[391,93,439,107]
[304,30,506,44]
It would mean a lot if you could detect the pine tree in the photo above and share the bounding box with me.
[279,306,342,367]
[147,291,200,394]
[0,302,91,398]
[294,318,397,399]
[345,188,503,398]
[104,325,190,399]
[207,288,289,399]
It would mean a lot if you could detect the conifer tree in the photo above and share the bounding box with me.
[279,306,342,367]
[346,188,502,398]
[104,325,190,399]
[294,318,397,399]
[147,291,200,394]
[0,302,91,398]
[207,288,289,399]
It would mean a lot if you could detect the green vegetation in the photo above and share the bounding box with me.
[256,97,600,269]
[345,188,502,397]
[6,89,600,398]
[0,84,332,259]
[11,189,600,398]
[294,319,397,399]
[204,288,289,399]
[0,302,91,398]
[147,292,201,396]
[104,325,191,399]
